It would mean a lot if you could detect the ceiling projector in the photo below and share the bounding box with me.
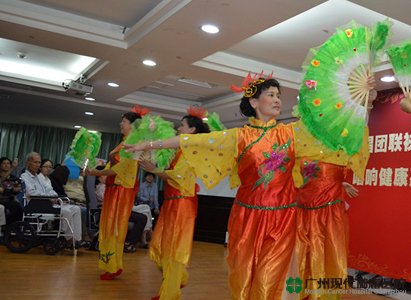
[63,80,93,94]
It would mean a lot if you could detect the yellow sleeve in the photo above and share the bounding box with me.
[347,126,370,181]
[292,120,370,186]
[180,129,239,189]
[111,158,138,188]
[165,156,197,197]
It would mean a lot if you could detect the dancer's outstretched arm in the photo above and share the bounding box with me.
[124,135,180,152]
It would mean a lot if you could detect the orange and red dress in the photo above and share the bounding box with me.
[292,121,369,299]
[177,118,297,300]
[148,150,198,300]
[98,143,138,274]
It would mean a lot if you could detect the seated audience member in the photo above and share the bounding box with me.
[137,172,160,215]
[0,204,6,233]
[95,169,106,208]
[6,158,24,178]
[20,153,88,248]
[0,157,23,225]
[37,159,57,195]
[132,203,153,247]
[65,175,87,205]
[49,165,70,196]
[94,166,148,252]
[63,170,89,236]
[125,211,148,252]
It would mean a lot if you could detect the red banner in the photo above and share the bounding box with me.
[348,92,411,282]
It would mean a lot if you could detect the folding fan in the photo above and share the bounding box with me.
[121,115,176,170]
[66,127,102,169]
[386,41,411,113]
[298,20,391,155]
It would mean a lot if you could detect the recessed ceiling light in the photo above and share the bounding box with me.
[380,76,396,82]
[201,24,219,34]
[88,130,98,133]
[143,59,157,67]
[85,112,94,115]
[108,82,119,87]
[85,97,95,101]
[74,125,81,129]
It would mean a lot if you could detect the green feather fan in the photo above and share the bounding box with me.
[205,112,226,132]
[386,41,411,95]
[66,127,102,168]
[120,115,176,169]
[386,41,411,113]
[298,20,391,155]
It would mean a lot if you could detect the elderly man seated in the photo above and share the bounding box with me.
[20,152,87,248]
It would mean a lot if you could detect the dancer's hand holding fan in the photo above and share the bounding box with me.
[386,41,411,113]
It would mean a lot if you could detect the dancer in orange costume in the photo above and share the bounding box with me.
[293,94,374,299]
[127,75,298,299]
[125,74,372,299]
[295,162,366,299]
[138,106,210,300]
[86,105,149,280]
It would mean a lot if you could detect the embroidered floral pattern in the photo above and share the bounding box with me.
[253,139,291,190]
[302,160,320,186]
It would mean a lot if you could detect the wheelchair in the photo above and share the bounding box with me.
[3,196,77,255]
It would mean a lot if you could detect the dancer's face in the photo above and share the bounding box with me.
[178,119,195,135]
[249,86,281,121]
[120,117,133,136]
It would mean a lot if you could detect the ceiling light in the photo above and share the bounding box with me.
[85,112,94,115]
[201,24,219,34]
[108,82,119,87]
[380,76,396,83]
[74,125,81,129]
[88,130,98,133]
[143,59,157,66]
[85,97,95,101]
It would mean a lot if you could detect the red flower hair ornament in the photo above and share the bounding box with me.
[230,71,273,98]
[187,105,207,119]
[131,104,150,116]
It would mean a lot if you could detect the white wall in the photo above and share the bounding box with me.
[196,177,238,198]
